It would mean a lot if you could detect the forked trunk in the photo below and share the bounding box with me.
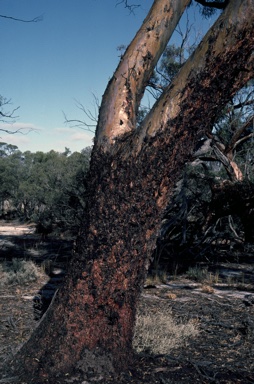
[8,0,254,381]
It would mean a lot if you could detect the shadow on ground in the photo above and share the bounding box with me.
[0,228,72,319]
[0,221,254,383]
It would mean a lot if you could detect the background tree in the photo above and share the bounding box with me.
[144,27,254,272]
[6,0,254,382]
[0,146,91,235]
[153,79,254,272]
[0,144,20,217]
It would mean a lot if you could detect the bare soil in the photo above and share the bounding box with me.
[0,221,254,383]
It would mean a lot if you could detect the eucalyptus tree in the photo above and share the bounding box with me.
[7,0,254,382]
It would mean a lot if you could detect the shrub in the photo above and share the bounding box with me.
[133,302,199,355]
[0,258,39,286]
[185,266,209,282]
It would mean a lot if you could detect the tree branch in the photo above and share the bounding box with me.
[234,132,254,149]
[0,14,43,23]
[0,97,20,123]
[233,99,254,110]
[225,115,254,154]
[115,1,141,13]
[0,97,36,135]
[63,98,98,132]
[0,126,35,135]
[0,107,20,121]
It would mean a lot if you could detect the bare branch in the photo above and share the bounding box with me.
[175,13,195,64]
[0,96,36,135]
[115,0,141,13]
[0,126,35,135]
[0,14,43,23]
[63,97,99,132]
[226,115,254,154]
[0,107,20,121]
[233,99,254,110]
[63,116,96,132]
[0,97,20,123]
[212,142,243,181]
[234,132,254,149]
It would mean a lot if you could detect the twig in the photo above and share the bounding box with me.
[7,317,16,330]
[188,360,219,383]
[0,14,43,23]
[200,319,234,329]
[115,0,141,13]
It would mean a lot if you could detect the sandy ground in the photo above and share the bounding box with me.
[0,221,254,383]
[0,222,35,236]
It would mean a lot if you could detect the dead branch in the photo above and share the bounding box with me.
[0,14,43,23]
[0,126,35,135]
[0,97,20,123]
[188,359,219,383]
[228,215,244,242]
[115,0,141,13]
[63,97,98,132]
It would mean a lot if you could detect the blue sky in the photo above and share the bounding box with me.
[1,1,216,153]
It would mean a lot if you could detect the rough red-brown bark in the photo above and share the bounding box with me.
[9,0,254,382]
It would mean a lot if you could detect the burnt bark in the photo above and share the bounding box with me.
[8,0,254,381]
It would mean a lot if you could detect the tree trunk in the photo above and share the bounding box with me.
[9,0,254,381]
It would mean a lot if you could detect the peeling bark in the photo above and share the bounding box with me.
[9,0,254,381]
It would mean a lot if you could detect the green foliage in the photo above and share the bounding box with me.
[0,142,19,157]
[0,145,92,235]
[0,148,22,217]
[190,0,226,18]
[137,43,189,125]
[158,44,185,86]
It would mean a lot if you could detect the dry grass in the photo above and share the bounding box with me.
[185,266,249,290]
[201,284,214,294]
[186,266,209,282]
[133,302,199,355]
[145,270,168,286]
[0,259,40,286]
[186,266,222,285]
